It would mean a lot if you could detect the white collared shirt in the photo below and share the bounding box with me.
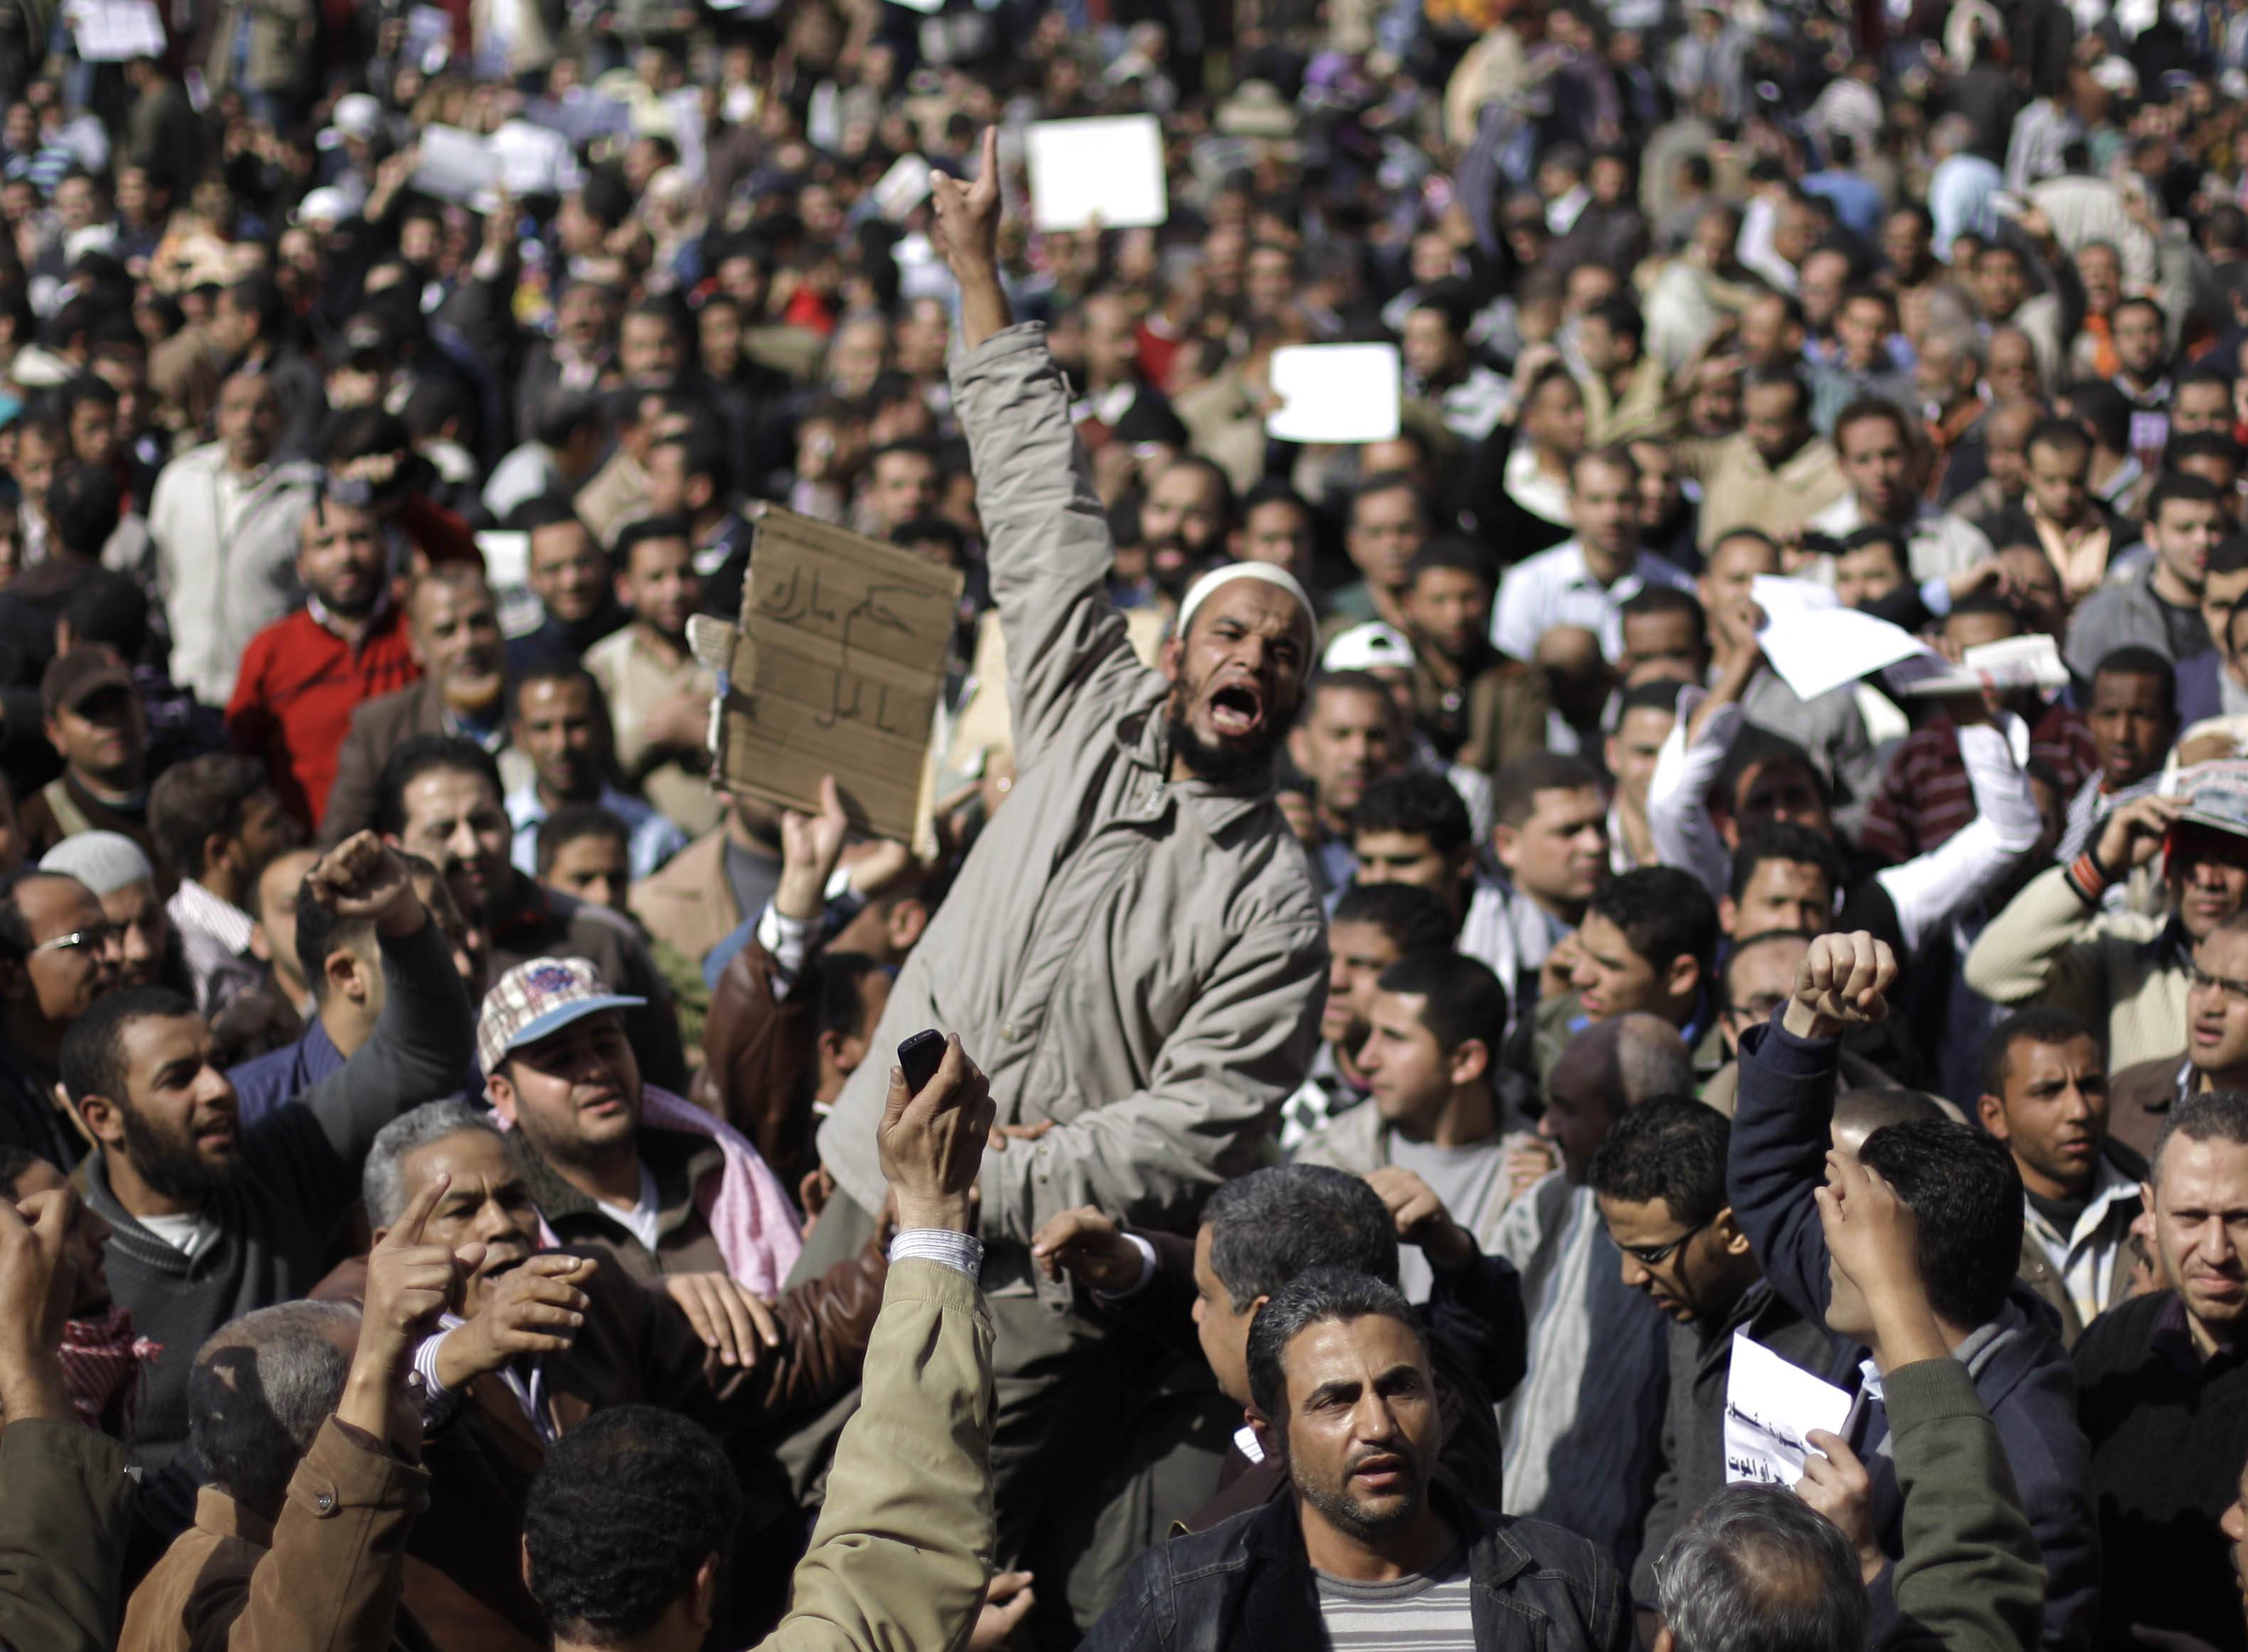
[2025,1156,2142,1328]
[1491,539,1697,664]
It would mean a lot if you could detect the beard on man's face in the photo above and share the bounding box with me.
[1166,683,1277,789]
[118,1099,237,1202]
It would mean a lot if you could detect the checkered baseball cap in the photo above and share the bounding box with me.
[477,957,646,1076]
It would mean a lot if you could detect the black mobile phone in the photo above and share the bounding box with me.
[898,1029,947,1093]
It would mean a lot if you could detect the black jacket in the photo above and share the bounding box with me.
[1082,1482,1631,1652]
[1729,1012,2101,1652]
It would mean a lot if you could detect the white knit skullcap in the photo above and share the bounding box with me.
[1174,561,1317,645]
[40,831,154,896]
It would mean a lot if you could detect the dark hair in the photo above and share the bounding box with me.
[1621,583,1709,637]
[1587,294,1645,344]
[292,873,371,1000]
[2146,470,2226,523]
[46,462,120,556]
[371,734,503,840]
[613,514,694,573]
[1352,771,1473,859]
[892,514,967,563]
[2091,646,2178,719]
[59,568,148,660]
[524,1404,745,1644]
[1204,1164,1399,1313]
[511,492,592,535]
[0,1143,51,1190]
[536,803,629,877]
[1855,1120,2024,1326]
[812,951,885,1044]
[1351,467,1424,523]
[1330,881,1457,956]
[1245,1267,1425,1419]
[1588,867,1720,977]
[1373,951,1507,1059]
[512,661,608,722]
[1712,730,1828,820]
[2114,294,2167,334]
[1832,396,1912,448]
[1981,1006,2103,1098]
[325,406,412,467]
[1838,524,1909,579]
[2025,415,2091,460]
[1729,822,1844,906]
[147,753,269,883]
[657,422,733,501]
[1409,534,1496,586]
[1493,751,1603,830]
[2060,379,2132,455]
[1617,679,1686,721]
[60,985,197,1106]
[530,391,605,451]
[2149,1089,2248,1185]
[1589,1096,1732,1226]
[1741,366,1810,419]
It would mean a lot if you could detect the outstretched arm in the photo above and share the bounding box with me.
[937,127,1143,768]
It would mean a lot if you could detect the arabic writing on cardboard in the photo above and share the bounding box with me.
[714,508,961,844]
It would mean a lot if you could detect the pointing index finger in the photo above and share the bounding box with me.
[390,1173,449,1248]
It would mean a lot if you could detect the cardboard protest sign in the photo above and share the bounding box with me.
[709,508,962,845]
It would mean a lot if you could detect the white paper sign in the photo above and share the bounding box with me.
[1025,116,1167,233]
[1723,1332,1854,1486]
[70,0,165,61]
[491,120,576,198]
[412,125,502,204]
[1266,344,1402,445]
[1750,574,1932,704]
[874,154,933,223]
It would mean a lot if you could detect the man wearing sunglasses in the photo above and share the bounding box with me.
[0,867,122,1169]
[1589,1097,1833,1638]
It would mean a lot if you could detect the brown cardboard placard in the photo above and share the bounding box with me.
[711,507,962,844]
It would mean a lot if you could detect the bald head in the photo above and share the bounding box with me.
[1542,1012,1697,1181]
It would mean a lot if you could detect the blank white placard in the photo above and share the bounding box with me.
[1024,116,1167,233]
[1266,344,1402,444]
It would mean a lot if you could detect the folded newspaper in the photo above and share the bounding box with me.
[1883,633,2072,699]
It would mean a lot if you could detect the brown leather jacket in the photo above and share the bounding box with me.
[117,1417,430,1652]
[312,1239,889,1651]
[693,930,821,1185]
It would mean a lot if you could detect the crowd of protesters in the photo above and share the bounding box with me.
[6,0,2248,1650]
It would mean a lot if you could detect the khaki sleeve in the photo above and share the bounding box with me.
[758,1258,995,1652]
[0,1419,135,1652]
[1961,863,2118,1021]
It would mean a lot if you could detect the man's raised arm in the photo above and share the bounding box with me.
[935,127,1143,768]
[763,1036,1000,1652]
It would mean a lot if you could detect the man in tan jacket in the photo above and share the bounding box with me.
[785,133,1327,1629]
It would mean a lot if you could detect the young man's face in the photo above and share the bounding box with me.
[46,684,143,789]
[2153,497,2226,597]
[527,521,608,625]
[1724,857,1832,938]
[1322,921,1404,1052]
[1571,910,1690,1022]
[1190,1222,1256,1405]
[1978,1032,2107,1202]
[1619,611,1707,684]
[1352,830,1463,911]
[2114,305,2166,381]
[1838,415,1914,522]
[1402,566,1490,661]
[617,535,701,642]
[2189,928,2248,1079]
[2088,668,2175,793]
[2025,439,2091,527]
[1598,1192,1749,1326]
[515,677,605,803]
[393,767,512,918]
[489,1012,644,1165]
[105,1012,243,1200]
[1358,990,1460,1131]
[1833,542,1907,609]
[1288,686,1399,825]
[544,833,631,912]
[1493,785,1609,910]
[1605,706,1675,810]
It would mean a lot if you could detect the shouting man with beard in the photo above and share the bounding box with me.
[783,130,1327,1634]
[56,830,474,1484]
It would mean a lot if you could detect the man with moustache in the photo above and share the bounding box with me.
[322,563,514,844]
[781,133,1327,1631]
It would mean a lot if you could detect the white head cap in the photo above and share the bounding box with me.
[39,831,154,896]
[1322,623,1415,673]
[1173,561,1317,647]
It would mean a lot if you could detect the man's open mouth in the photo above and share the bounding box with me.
[1209,684,1263,738]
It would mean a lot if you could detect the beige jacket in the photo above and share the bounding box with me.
[1676,431,1848,551]
[1290,1101,1534,1258]
[813,325,1328,1253]
[1963,862,2188,1071]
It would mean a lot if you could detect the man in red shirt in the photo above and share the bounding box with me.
[226,485,421,830]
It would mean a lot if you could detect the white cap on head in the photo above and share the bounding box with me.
[1322,623,1415,673]
[1173,561,1317,646]
[39,831,154,896]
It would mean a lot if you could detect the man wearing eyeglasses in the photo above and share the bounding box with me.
[0,867,122,1169]
[1589,1097,1833,1638]
[2109,908,2248,1163]
[1977,1007,2142,1347]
